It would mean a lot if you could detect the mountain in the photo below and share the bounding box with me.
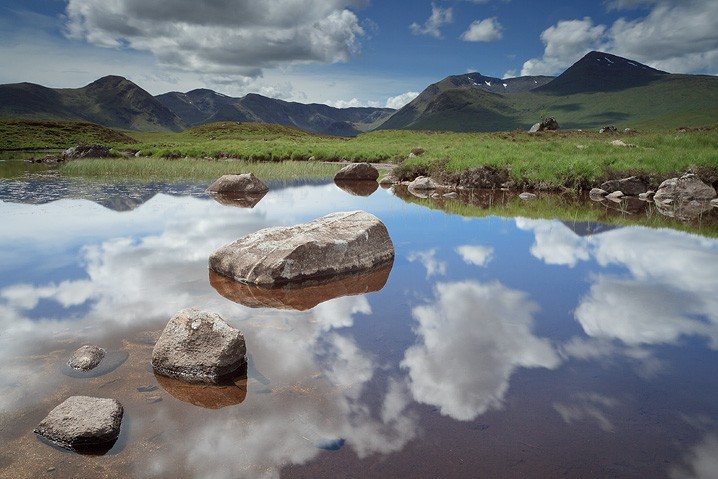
[156,90,394,136]
[0,76,185,132]
[380,51,718,132]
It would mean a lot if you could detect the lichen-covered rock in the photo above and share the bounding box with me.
[68,345,105,371]
[34,396,123,450]
[152,309,246,383]
[209,211,394,286]
[333,163,379,181]
[654,174,717,203]
[207,173,269,195]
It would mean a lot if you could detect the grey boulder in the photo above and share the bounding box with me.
[654,173,717,203]
[207,173,269,195]
[152,309,247,383]
[600,176,647,196]
[68,345,106,371]
[334,163,379,181]
[34,396,123,450]
[408,176,440,191]
[63,144,110,159]
[209,210,395,286]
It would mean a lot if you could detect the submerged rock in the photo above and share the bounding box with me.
[152,309,247,383]
[333,163,379,181]
[207,173,269,195]
[34,396,123,451]
[209,211,394,286]
[334,180,378,197]
[68,345,106,371]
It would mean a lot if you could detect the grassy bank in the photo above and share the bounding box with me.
[0,118,137,150]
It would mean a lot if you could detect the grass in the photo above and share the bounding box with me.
[0,118,137,150]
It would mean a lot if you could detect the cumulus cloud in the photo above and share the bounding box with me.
[521,1,718,76]
[455,244,494,267]
[64,0,367,77]
[515,218,591,267]
[385,91,419,109]
[460,17,503,42]
[407,248,447,278]
[410,3,453,38]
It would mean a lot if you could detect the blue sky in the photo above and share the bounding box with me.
[1,0,716,109]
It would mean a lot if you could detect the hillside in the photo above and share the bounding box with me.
[0,118,137,150]
[380,51,718,132]
[0,76,185,132]
[156,90,394,136]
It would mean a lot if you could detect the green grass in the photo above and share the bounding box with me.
[0,118,137,150]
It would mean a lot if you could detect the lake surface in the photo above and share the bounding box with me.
[2,167,718,478]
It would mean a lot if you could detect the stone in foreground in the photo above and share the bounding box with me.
[654,173,716,203]
[34,396,123,451]
[209,210,395,286]
[68,345,106,371]
[207,173,269,195]
[333,163,379,181]
[152,309,246,383]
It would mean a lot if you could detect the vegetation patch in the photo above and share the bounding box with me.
[0,118,137,150]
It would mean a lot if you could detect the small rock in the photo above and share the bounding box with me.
[334,163,379,181]
[589,188,608,199]
[529,117,559,133]
[408,176,440,190]
[63,144,110,160]
[638,190,655,201]
[610,139,636,148]
[379,173,398,186]
[576,144,587,149]
[34,396,123,450]
[68,345,105,371]
[599,126,618,133]
[152,309,247,383]
[606,191,625,199]
[443,192,459,199]
[519,192,537,200]
[207,173,269,195]
[711,199,718,208]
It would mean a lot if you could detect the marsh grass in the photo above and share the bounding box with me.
[60,157,343,181]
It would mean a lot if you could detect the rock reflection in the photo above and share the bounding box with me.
[655,199,714,220]
[209,262,392,311]
[154,364,248,409]
[334,180,379,197]
[402,280,560,421]
[208,191,267,208]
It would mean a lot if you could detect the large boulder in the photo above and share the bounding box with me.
[209,211,395,286]
[654,173,716,203]
[334,163,379,181]
[63,144,110,159]
[152,309,247,383]
[600,176,648,196]
[34,396,123,451]
[68,345,105,371]
[529,117,560,133]
[207,173,269,195]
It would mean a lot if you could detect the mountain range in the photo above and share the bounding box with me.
[1,51,716,135]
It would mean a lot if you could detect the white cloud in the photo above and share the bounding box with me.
[64,0,367,78]
[521,1,718,76]
[460,17,503,42]
[515,218,591,267]
[385,91,419,109]
[407,248,447,278]
[410,3,453,39]
[329,97,364,108]
[670,433,718,479]
[502,69,517,79]
[401,280,560,421]
[455,244,494,267]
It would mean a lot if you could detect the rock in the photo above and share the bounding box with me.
[606,191,624,200]
[599,126,618,133]
[519,192,537,200]
[63,144,110,159]
[529,117,559,133]
[207,173,269,195]
[408,176,440,191]
[333,163,379,181]
[600,176,647,196]
[443,192,459,199]
[34,396,123,451]
[711,198,718,208]
[610,139,636,147]
[152,309,247,383]
[155,369,247,409]
[639,191,656,201]
[379,173,399,186]
[209,211,394,286]
[68,345,105,371]
[654,173,717,203]
[589,188,608,199]
[655,199,714,220]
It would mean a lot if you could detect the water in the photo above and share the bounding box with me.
[1,167,718,478]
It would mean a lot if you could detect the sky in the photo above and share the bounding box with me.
[1,0,717,109]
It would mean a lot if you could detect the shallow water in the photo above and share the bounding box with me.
[1,167,718,478]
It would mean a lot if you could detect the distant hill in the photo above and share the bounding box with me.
[380,51,718,132]
[0,76,185,132]
[156,89,394,136]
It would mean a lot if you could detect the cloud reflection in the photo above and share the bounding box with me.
[401,280,560,421]
[455,244,494,267]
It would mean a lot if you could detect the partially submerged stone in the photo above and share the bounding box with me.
[408,176,440,191]
[333,163,379,181]
[207,173,269,195]
[34,396,123,451]
[518,192,537,200]
[68,345,105,371]
[152,309,247,383]
[334,180,378,197]
[654,173,716,203]
[209,211,394,286]
[155,368,247,409]
[589,188,608,200]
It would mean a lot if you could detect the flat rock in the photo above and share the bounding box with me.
[334,163,379,181]
[519,192,537,200]
[600,176,647,196]
[209,211,394,286]
[68,345,105,371]
[207,173,269,195]
[34,396,123,451]
[152,309,246,383]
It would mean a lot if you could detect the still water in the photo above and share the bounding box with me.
[1,169,718,478]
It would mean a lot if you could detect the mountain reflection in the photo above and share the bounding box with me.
[402,280,560,421]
